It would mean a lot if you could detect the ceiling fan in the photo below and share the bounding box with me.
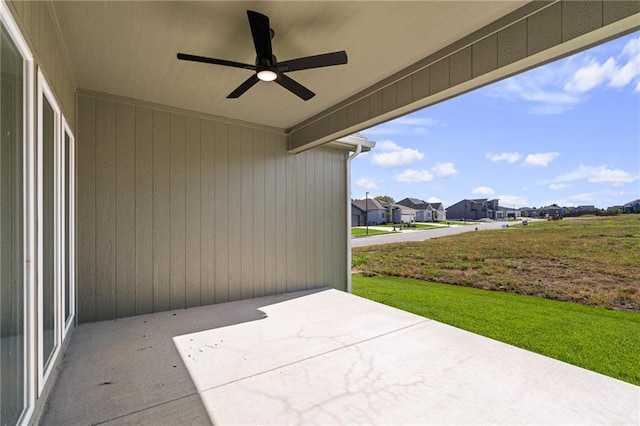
[177,10,347,101]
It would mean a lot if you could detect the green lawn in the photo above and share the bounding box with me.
[351,227,396,237]
[377,223,443,230]
[353,274,640,386]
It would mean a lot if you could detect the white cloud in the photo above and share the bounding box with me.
[356,177,378,189]
[427,196,442,203]
[523,152,560,167]
[394,169,433,183]
[486,152,521,163]
[549,183,570,190]
[564,58,617,93]
[552,165,639,185]
[487,70,581,114]
[432,162,458,177]
[472,186,495,196]
[371,140,424,167]
[499,195,528,208]
[565,36,640,93]
[485,36,640,114]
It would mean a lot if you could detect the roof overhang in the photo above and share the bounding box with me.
[328,133,375,152]
[51,1,639,152]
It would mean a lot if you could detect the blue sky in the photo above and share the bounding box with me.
[352,32,640,210]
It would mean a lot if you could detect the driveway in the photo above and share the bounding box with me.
[352,221,516,247]
[43,287,639,425]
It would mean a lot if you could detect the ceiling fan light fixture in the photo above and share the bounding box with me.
[257,69,277,81]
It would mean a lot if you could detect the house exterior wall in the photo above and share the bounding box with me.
[366,209,386,225]
[7,0,75,127]
[446,200,473,221]
[76,92,347,323]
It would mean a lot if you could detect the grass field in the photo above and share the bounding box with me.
[353,215,640,311]
[352,274,640,385]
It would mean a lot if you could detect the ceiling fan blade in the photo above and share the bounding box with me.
[227,74,260,98]
[247,10,274,66]
[276,74,315,101]
[177,53,256,71]
[277,51,348,72]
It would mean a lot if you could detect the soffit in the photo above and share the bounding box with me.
[52,1,528,130]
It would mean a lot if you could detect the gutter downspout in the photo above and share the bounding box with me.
[346,143,362,293]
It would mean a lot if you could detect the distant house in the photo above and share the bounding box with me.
[397,198,430,221]
[352,198,388,225]
[446,199,501,220]
[391,204,418,224]
[428,202,447,222]
[623,199,640,214]
[541,205,565,217]
[351,202,367,227]
[519,207,539,218]
[397,198,446,222]
[499,207,521,219]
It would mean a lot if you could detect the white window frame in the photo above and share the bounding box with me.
[61,118,75,337]
[37,68,62,396]
[0,1,36,424]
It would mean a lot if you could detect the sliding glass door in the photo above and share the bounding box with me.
[0,6,33,422]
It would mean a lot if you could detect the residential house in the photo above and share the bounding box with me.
[428,202,447,222]
[576,205,596,214]
[351,202,367,226]
[623,199,640,214]
[353,198,388,225]
[542,205,565,218]
[519,207,539,218]
[397,198,429,221]
[0,0,633,424]
[500,207,521,219]
[391,204,418,224]
[446,199,501,221]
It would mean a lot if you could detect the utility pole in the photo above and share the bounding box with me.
[365,192,369,235]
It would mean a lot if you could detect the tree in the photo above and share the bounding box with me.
[374,195,395,204]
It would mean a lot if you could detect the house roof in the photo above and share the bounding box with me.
[351,202,366,214]
[397,197,428,209]
[353,198,386,211]
[392,205,418,213]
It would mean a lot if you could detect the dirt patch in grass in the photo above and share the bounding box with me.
[353,215,640,311]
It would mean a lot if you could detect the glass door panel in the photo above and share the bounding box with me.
[0,21,25,425]
[41,94,56,368]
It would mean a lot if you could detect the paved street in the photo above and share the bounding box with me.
[352,221,522,247]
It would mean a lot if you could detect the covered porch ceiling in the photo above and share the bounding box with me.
[52,1,638,151]
[53,1,527,127]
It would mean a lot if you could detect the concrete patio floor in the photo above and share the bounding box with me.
[42,288,639,425]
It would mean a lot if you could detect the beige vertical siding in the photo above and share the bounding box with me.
[76,92,347,322]
[7,0,75,127]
